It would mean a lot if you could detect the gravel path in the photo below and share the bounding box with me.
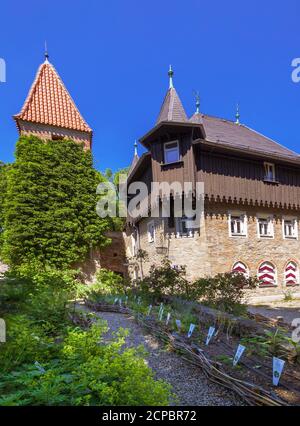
[248,300,300,325]
[81,305,243,406]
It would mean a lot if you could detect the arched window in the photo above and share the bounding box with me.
[258,261,277,286]
[284,261,299,286]
[232,261,249,278]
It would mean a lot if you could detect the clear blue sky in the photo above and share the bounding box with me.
[1,0,300,172]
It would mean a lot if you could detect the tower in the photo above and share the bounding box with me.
[13,52,92,149]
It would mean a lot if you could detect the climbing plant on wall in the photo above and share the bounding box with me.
[1,135,111,269]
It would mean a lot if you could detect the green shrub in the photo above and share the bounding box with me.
[91,269,126,296]
[0,323,172,406]
[139,258,189,300]
[191,272,258,313]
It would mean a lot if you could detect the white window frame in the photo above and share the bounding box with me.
[164,140,180,164]
[283,217,298,240]
[175,216,195,238]
[228,212,247,237]
[264,162,276,182]
[147,220,155,243]
[257,215,274,239]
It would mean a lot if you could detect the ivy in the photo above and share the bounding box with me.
[1,136,111,268]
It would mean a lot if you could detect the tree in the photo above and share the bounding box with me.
[2,135,111,269]
[0,162,8,254]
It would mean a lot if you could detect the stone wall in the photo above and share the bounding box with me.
[126,201,300,295]
[18,121,91,150]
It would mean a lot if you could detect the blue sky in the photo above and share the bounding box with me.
[1,0,300,173]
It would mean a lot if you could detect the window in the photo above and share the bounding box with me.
[264,162,276,182]
[175,215,195,237]
[147,221,155,243]
[283,218,298,239]
[164,141,180,164]
[232,261,249,278]
[257,216,274,238]
[284,261,299,286]
[229,213,247,237]
[258,261,277,286]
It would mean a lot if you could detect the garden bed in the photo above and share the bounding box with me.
[85,299,300,406]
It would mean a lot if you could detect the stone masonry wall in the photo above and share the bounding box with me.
[127,201,300,296]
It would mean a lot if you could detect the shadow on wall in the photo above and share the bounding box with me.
[78,231,128,283]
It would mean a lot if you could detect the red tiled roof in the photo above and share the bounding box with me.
[14,60,92,133]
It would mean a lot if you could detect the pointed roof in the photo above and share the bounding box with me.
[156,66,187,124]
[128,141,139,176]
[14,59,92,133]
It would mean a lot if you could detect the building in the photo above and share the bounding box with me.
[125,67,300,294]
[12,52,127,279]
[13,51,92,149]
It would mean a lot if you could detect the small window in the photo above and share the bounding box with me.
[164,141,180,164]
[264,162,276,182]
[258,261,277,287]
[175,215,195,237]
[257,216,274,238]
[232,261,249,278]
[283,218,298,239]
[285,261,299,286]
[229,213,247,237]
[147,221,155,243]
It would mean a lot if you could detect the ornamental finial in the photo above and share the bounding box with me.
[235,103,240,125]
[44,41,49,63]
[194,91,200,114]
[134,140,138,156]
[168,65,174,89]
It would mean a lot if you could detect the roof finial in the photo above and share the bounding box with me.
[235,103,240,125]
[168,65,174,89]
[134,140,138,156]
[44,41,49,63]
[194,91,200,114]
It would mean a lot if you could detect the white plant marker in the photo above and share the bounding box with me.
[233,344,246,366]
[273,357,285,386]
[119,299,122,307]
[159,307,164,321]
[158,303,163,317]
[147,305,152,316]
[175,319,181,331]
[114,297,118,304]
[125,295,128,304]
[166,313,171,326]
[205,326,215,345]
[34,361,45,374]
[187,323,196,338]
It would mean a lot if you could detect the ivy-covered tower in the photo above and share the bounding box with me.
[13,52,92,149]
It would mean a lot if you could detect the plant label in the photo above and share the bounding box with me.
[273,357,285,386]
[147,305,152,315]
[233,344,246,366]
[175,319,181,330]
[34,361,45,374]
[125,296,128,304]
[159,307,164,321]
[158,303,163,316]
[114,297,118,304]
[187,323,196,338]
[205,326,215,345]
[166,313,171,326]
[119,299,122,307]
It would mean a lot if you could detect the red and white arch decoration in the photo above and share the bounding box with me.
[258,262,277,286]
[232,261,249,278]
[284,261,299,286]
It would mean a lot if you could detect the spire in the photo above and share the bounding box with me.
[14,59,92,135]
[195,91,200,114]
[168,65,174,89]
[134,140,138,156]
[156,66,188,124]
[44,41,49,63]
[235,103,240,125]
